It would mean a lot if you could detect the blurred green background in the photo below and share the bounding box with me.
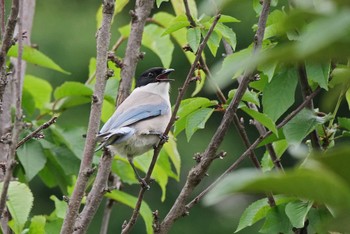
[24,0,292,233]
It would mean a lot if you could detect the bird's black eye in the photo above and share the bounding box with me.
[148,72,154,78]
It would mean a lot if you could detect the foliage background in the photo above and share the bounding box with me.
[4,0,350,233]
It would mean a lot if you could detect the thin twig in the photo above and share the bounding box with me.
[60,1,115,233]
[0,0,19,104]
[73,149,113,234]
[0,0,5,38]
[121,14,222,234]
[99,175,121,234]
[199,52,276,206]
[0,0,23,218]
[16,116,57,149]
[298,63,321,149]
[157,1,272,233]
[186,87,321,208]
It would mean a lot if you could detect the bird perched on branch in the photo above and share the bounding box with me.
[96,67,175,187]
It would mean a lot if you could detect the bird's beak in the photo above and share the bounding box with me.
[162,68,175,75]
[156,68,175,82]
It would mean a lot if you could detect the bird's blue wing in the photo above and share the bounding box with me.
[100,102,169,134]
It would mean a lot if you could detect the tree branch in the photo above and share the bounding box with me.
[0,0,23,218]
[116,0,154,106]
[157,1,272,233]
[0,0,19,103]
[16,116,57,149]
[186,87,321,208]
[73,150,113,234]
[121,13,222,234]
[60,1,115,233]
[297,63,321,149]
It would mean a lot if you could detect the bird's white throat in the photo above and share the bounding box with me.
[134,82,170,100]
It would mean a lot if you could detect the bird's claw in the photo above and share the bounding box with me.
[158,133,169,143]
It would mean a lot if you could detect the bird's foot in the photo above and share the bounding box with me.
[158,133,169,143]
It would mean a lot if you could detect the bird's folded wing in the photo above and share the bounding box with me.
[100,102,169,134]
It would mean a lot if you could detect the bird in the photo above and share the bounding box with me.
[96,67,175,187]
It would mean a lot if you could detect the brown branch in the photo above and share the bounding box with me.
[73,150,113,234]
[186,87,321,209]
[99,175,121,234]
[121,13,222,234]
[0,0,19,103]
[199,56,276,206]
[16,116,57,149]
[298,63,321,149]
[157,1,272,233]
[183,0,196,27]
[116,0,155,106]
[0,0,23,218]
[0,0,4,37]
[60,1,115,233]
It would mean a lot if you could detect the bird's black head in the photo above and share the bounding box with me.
[136,67,175,88]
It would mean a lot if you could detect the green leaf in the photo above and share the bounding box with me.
[171,0,197,19]
[305,61,330,91]
[260,204,292,234]
[262,68,298,122]
[312,146,350,187]
[7,44,69,74]
[285,201,313,228]
[283,109,329,144]
[212,47,253,90]
[187,27,201,53]
[191,69,206,97]
[153,12,196,64]
[257,128,285,148]
[50,195,67,219]
[45,219,62,234]
[174,97,218,136]
[156,0,169,7]
[23,75,52,112]
[228,89,260,107]
[215,23,237,50]
[215,15,240,23]
[105,190,154,234]
[22,88,36,115]
[258,61,277,83]
[112,157,138,184]
[204,168,350,213]
[236,195,295,232]
[17,141,47,181]
[28,216,46,234]
[202,29,221,56]
[1,181,34,234]
[346,88,350,110]
[50,126,86,161]
[54,82,93,100]
[163,133,181,178]
[143,24,174,68]
[101,99,115,123]
[241,107,278,136]
[263,10,285,39]
[338,117,350,131]
[162,14,190,35]
[186,108,214,141]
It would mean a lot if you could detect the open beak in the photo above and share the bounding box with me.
[156,68,175,82]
